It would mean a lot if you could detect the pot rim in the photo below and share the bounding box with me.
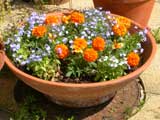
[4,14,157,88]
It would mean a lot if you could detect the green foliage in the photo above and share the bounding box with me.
[10,96,46,120]
[152,27,160,44]
[122,34,142,52]
[65,54,97,78]
[4,9,146,82]
[123,107,133,120]
[96,61,126,81]
[56,116,75,120]
[27,57,60,80]
[40,0,49,4]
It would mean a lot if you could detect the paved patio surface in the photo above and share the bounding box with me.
[0,0,160,120]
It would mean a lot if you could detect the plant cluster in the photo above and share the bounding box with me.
[4,8,147,82]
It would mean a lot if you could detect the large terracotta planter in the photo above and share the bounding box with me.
[93,0,155,27]
[5,16,156,108]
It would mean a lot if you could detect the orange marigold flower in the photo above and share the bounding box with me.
[32,26,47,37]
[62,15,71,24]
[55,44,69,59]
[112,24,127,36]
[127,52,140,67]
[92,37,105,51]
[45,15,59,25]
[70,12,85,24]
[117,16,131,29]
[83,48,98,62]
[73,38,87,53]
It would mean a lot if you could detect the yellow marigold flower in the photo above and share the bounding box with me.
[112,40,123,49]
[83,48,98,62]
[72,46,83,53]
[48,33,52,37]
[32,26,47,37]
[73,38,87,53]
[112,24,127,36]
[117,16,131,29]
[127,52,140,67]
[45,15,59,25]
[48,33,55,41]
[62,15,71,24]
[92,37,105,51]
[55,44,69,59]
[70,12,85,24]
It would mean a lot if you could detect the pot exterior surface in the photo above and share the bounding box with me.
[0,51,5,70]
[5,15,157,108]
[93,0,155,27]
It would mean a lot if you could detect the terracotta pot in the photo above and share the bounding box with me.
[5,15,156,108]
[0,39,5,70]
[0,50,5,70]
[93,0,155,27]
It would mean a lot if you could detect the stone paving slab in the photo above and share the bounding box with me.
[129,93,160,120]
[46,0,94,9]
[71,0,94,9]
[140,45,160,94]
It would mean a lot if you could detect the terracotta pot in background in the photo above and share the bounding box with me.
[5,15,157,108]
[93,0,155,27]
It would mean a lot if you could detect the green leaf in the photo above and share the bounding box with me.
[66,71,73,77]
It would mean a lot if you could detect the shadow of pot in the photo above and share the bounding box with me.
[4,14,157,108]
[93,0,155,27]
